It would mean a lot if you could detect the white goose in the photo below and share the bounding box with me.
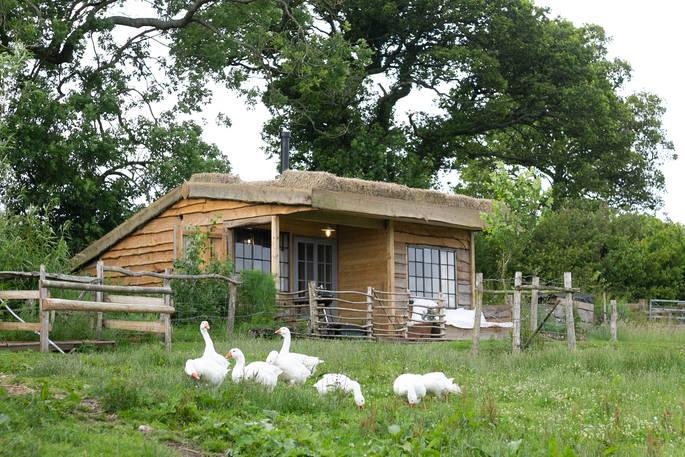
[200,321,229,369]
[184,357,228,386]
[421,372,462,398]
[393,374,427,406]
[275,327,324,373]
[226,348,283,391]
[314,373,365,409]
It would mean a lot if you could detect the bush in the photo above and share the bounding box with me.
[171,228,233,320]
[171,227,278,327]
[237,269,278,327]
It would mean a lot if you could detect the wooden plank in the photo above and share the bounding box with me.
[163,268,172,351]
[102,319,165,333]
[104,294,165,306]
[312,189,485,229]
[530,276,539,331]
[39,265,49,353]
[96,261,104,339]
[289,211,386,230]
[271,216,280,288]
[105,243,174,259]
[394,222,471,240]
[471,272,483,355]
[0,322,50,332]
[103,249,172,265]
[564,272,576,351]
[308,281,318,335]
[512,272,522,354]
[42,279,172,295]
[107,230,174,252]
[0,290,40,300]
[43,298,175,314]
[227,281,237,337]
[469,231,475,309]
[610,299,617,342]
[224,215,273,229]
[394,232,468,250]
[386,220,395,294]
[185,182,312,205]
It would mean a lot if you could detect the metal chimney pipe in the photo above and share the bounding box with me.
[280,129,291,173]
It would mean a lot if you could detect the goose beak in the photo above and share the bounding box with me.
[357,404,364,410]
[191,372,199,380]
[275,329,281,335]
[226,352,233,359]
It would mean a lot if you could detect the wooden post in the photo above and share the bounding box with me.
[308,281,318,335]
[530,276,539,332]
[471,273,483,355]
[270,216,280,290]
[437,291,446,340]
[564,272,576,351]
[366,287,374,339]
[162,268,172,351]
[610,299,617,342]
[512,272,522,353]
[39,264,49,353]
[95,261,104,339]
[603,291,607,324]
[226,277,237,337]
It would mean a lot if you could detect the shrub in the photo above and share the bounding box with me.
[237,269,278,327]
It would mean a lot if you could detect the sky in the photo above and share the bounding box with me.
[198,0,685,223]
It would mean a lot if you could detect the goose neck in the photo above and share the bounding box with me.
[279,332,291,355]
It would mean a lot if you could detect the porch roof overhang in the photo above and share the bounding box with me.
[71,171,490,270]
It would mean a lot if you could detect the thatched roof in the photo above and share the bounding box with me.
[189,171,492,212]
[72,170,490,271]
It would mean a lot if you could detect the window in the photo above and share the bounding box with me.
[234,229,290,291]
[407,245,457,308]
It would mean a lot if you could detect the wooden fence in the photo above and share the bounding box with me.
[0,262,240,352]
[648,299,685,323]
[277,282,446,342]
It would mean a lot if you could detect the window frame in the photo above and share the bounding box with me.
[406,244,458,308]
[233,228,290,291]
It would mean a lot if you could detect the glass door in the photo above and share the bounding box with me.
[294,237,336,292]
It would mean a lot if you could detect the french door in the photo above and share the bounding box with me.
[294,237,336,292]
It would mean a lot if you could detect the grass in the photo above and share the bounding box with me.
[2,323,685,456]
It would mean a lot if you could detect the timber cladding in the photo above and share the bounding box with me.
[336,226,388,322]
[393,222,472,307]
[82,198,311,285]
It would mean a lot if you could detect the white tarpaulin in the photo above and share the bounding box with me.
[408,298,512,329]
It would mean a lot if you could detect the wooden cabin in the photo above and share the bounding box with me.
[72,171,491,328]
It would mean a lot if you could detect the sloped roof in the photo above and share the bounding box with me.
[72,170,491,270]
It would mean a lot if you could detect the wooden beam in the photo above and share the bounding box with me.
[163,268,172,351]
[311,189,485,229]
[289,211,386,230]
[104,294,165,306]
[95,261,104,339]
[0,322,50,332]
[43,298,175,314]
[185,182,312,205]
[224,215,273,229]
[564,272,576,351]
[0,290,40,300]
[512,272,522,354]
[386,220,395,294]
[470,231,476,309]
[102,319,165,333]
[39,265,49,353]
[42,279,172,295]
[271,216,280,290]
[471,272,483,355]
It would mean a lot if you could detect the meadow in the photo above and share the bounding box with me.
[1,324,685,456]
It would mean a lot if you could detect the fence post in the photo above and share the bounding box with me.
[39,264,49,353]
[366,287,374,340]
[437,291,446,340]
[610,299,617,342]
[162,268,172,351]
[226,276,237,337]
[471,273,483,355]
[564,272,576,351]
[308,281,318,335]
[513,272,522,353]
[603,291,607,324]
[530,276,539,332]
[95,261,104,339]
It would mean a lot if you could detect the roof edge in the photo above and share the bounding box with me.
[71,186,183,271]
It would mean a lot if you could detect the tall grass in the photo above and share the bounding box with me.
[2,323,685,456]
